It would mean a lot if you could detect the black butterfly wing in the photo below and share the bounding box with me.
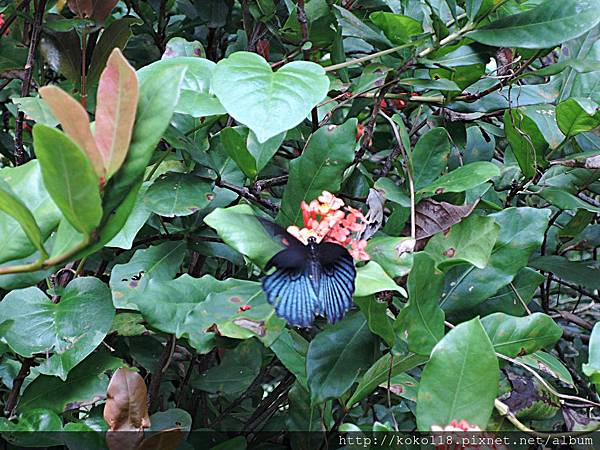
[317,242,356,324]
[262,260,320,328]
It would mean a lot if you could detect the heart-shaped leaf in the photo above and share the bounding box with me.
[144,172,214,217]
[211,52,330,143]
[0,277,115,380]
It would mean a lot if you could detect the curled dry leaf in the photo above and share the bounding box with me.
[104,368,151,450]
[404,198,479,241]
[358,188,386,240]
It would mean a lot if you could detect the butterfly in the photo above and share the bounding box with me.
[260,220,356,328]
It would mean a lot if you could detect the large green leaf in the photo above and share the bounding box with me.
[0,278,114,380]
[211,52,329,143]
[306,312,378,404]
[0,179,47,259]
[424,215,499,270]
[101,62,187,217]
[366,234,414,278]
[17,352,123,413]
[355,296,395,347]
[354,262,407,297]
[441,207,550,314]
[417,162,500,196]
[220,127,258,179]
[540,187,600,213]
[467,0,600,49]
[193,339,262,394]
[582,323,600,388]
[556,98,600,138]
[416,318,499,430]
[503,109,547,178]
[517,351,574,386]
[530,255,600,290]
[411,128,451,190]
[105,182,152,249]
[481,313,563,358]
[278,119,357,225]
[110,241,186,310]
[348,352,428,407]
[396,253,445,355]
[369,12,423,45]
[144,172,213,217]
[204,204,283,269]
[32,125,102,236]
[0,409,63,448]
[270,330,309,389]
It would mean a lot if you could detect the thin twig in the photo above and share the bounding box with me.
[379,111,416,240]
[14,0,47,165]
[4,358,34,417]
[217,179,279,211]
[149,334,177,412]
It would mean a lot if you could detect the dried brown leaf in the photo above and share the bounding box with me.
[104,368,151,432]
[405,198,479,240]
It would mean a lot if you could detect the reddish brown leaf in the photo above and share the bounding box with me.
[104,368,151,432]
[39,86,105,178]
[137,428,184,450]
[95,48,139,177]
[91,0,119,22]
[67,0,93,17]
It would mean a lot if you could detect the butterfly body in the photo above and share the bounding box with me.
[262,235,356,327]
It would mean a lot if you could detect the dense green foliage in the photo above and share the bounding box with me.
[0,0,600,448]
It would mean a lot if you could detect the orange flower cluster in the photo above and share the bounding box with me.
[287,191,370,261]
[431,420,508,450]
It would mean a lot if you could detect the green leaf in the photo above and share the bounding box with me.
[278,119,357,225]
[0,409,63,448]
[163,37,205,59]
[204,204,283,269]
[0,179,47,259]
[18,351,123,413]
[398,77,461,91]
[193,339,262,394]
[11,96,58,127]
[106,182,152,249]
[418,161,500,196]
[306,312,378,404]
[348,352,428,407]
[211,52,329,143]
[0,278,114,380]
[102,62,187,217]
[270,330,309,389]
[424,215,500,270]
[396,253,445,355]
[530,256,600,290]
[355,296,395,347]
[0,38,27,72]
[556,98,600,138]
[354,261,407,298]
[369,12,423,45]
[481,313,562,357]
[583,322,600,389]
[32,125,102,236]
[411,128,451,190]
[366,234,413,278]
[110,241,186,310]
[144,172,214,217]
[220,127,258,178]
[503,109,548,178]
[441,207,550,314]
[540,187,600,213]
[517,351,574,386]
[467,0,600,49]
[416,318,499,431]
